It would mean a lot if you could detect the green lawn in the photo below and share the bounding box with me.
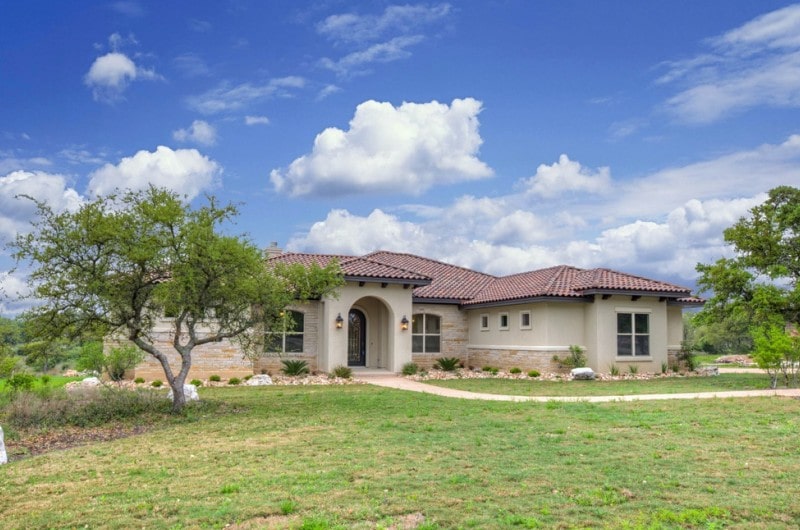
[1,384,799,529]
[423,373,772,397]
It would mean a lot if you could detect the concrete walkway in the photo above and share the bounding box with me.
[355,374,800,403]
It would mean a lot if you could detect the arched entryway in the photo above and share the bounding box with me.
[347,308,367,366]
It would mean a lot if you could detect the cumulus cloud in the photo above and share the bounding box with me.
[87,146,221,199]
[659,4,800,123]
[287,135,796,282]
[0,271,33,316]
[187,77,305,114]
[84,34,161,102]
[270,98,492,197]
[521,154,612,198]
[0,171,83,240]
[172,120,217,146]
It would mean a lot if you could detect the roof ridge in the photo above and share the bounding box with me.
[346,255,433,280]
[584,267,688,290]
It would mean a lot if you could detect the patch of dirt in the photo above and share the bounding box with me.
[715,354,755,365]
[5,423,152,462]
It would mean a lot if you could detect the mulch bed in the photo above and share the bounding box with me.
[5,423,152,462]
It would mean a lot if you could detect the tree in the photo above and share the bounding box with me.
[12,186,343,412]
[696,186,800,353]
[751,323,800,388]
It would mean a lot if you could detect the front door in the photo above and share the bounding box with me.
[347,309,366,366]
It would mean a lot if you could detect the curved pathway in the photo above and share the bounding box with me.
[355,374,800,403]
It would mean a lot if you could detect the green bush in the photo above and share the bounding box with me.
[661,361,668,374]
[228,377,241,385]
[77,343,144,381]
[434,357,461,371]
[527,370,540,378]
[209,374,221,382]
[677,341,698,372]
[510,367,522,374]
[281,359,310,376]
[0,354,18,379]
[134,377,145,384]
[151,380,163,388]
[331,365,352,379]
[40,375,51,386]
[609,364,620,376]
[7,373,35,394]
[243,374,253,381]
[190,379,203,387]
[401,362,419,376]
[628,365,639,375]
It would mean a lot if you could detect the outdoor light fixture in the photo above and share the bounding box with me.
[400,315,409,331]
[335,313,344,329]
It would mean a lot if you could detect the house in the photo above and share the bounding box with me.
[130,247,703,380]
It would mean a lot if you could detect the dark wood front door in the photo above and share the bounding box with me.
[347,309,366,366]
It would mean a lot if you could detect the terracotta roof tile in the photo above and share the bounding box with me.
[269,251,696,305]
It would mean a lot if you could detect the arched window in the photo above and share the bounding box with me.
[412,313,441,353]
[265,310,304,353]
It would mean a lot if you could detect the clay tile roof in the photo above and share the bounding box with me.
[366,251,496,301]
[267,252,348,268]
[268,252,430,283]
[572,268,691,294]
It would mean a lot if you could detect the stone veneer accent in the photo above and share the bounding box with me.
[127,303,321,381]
[465,347,569,372]
[410,303,468,369]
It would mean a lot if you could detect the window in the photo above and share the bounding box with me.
[480,314,489,330]
[499,313,509,330]
[412,314,441,353]
[520,311,531,330]
[265,310,304,353]
[617,312,649,357]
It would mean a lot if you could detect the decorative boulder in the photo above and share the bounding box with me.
[81,376,102,386]
[571,367,596,380]
[696,366,719,376]
[65,376,103,392]
[247,374,273,386]
[167,384,200,402]
[0,425,7,465]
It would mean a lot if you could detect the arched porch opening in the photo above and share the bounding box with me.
[347,296,394,369]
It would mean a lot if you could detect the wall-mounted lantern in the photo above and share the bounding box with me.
[335,313,344,329]
[400,315,409,331]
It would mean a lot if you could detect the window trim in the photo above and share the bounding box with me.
[616,311,650,358]
[265,310,305,354]
[480,314,489,331]
[412,313,441,354]
[498,312,509,331]
[520,311,532,330]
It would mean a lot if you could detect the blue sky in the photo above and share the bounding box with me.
[2,1,800,314]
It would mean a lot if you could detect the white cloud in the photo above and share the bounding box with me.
[172,120,217,146]
[84,34,161,102]
[659,4,800,123]
[187,77,305,114]
[270,98,492,197]
[0,170,83,240]
[244,115,270,126]
[522,154,611,198]
[87,146,221,199]
[317,3,451,44]
[0,271,33,316]
[316,84,342,101]
[0,154,52,174]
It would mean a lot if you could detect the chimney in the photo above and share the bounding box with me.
[264,241,282,259]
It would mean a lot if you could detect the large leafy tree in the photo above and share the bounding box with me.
[696,186,800,366]
[12,186,342,411]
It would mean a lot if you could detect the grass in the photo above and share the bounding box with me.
[0,375,82,394]
[1,384,799,528]
[423,373,773,397]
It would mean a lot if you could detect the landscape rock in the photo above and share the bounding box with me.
[696,366,719,376]
[0,425,6,465]
[64,377,103,392]
[571,367,596,380]
[167,384,200,402]
[247,374,273,386]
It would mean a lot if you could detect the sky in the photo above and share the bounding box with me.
[2,0,800,314]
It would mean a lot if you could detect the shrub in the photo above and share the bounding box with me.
[0,354,18,379]
[40,375,51,386]
[281,359,310,376]
[209,374,221,382]
[628,365,639,375]
[77,343,144,381]
[331,365,352,379]
[228,377,241,385]
[401,362,419,376]
[134,377,145,384]
[510,367,522,374]
[482,366,499,375]
[609,364,620,376]
[151,380,163,388]
[661,361,668,374]
[527,370,540,378]
[7,373,35,394]
[482,366,494,372]
[244,374,253,381]
[190,379,203,387]
[434,357,461,371]
[676,341,698,372]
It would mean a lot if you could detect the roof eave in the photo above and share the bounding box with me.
[580,289,690,299]
[345,275,431,287]
[461,295,592,309]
